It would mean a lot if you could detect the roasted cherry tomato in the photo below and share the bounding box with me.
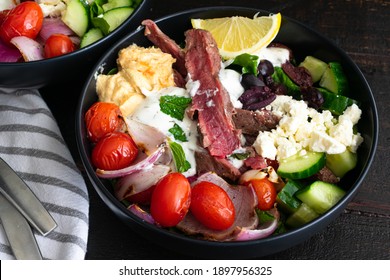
[190,181,235,230]
[249,178,276,210]
[85,102,125,143]
[0,2,43,44]
[150,173,191,227]
[44,34,75,58]
[91,132,138,170]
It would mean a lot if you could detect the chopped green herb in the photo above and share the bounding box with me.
[231,53,259,75]
[230,152,250,160]
[168,141,191,173]
[169,123,188,142]
[160,95,192,121]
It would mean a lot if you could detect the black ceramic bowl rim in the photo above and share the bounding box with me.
[76,6,379,259]
[0,0,150,88]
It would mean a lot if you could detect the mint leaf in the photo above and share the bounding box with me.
[160,95,192,121]
[168,141,191,173]
[230,152,250,160]
[169,123,188,142]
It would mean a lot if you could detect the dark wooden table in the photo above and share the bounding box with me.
[41,0,390,259]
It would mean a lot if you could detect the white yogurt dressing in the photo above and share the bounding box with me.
[131,87,199,177]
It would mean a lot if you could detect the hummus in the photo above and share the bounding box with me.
[96,44,176,116]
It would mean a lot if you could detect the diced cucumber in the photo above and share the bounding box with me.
[276,180,304,214]
[61,0,90,37]
[80,28,104,48]
[102,0,132,12]
[299,56,328,83]
[326,150,358,178]
[318,87,357,115]
[295,181,346,214]
[319,62,349,95]
[272,66,301,99]
[277,151,326,180]
[92,7,134,35]
[286,203,319,228]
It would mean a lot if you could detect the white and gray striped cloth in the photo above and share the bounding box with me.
[0,88,89,260]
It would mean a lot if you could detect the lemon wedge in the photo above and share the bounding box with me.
[191,13,282,59]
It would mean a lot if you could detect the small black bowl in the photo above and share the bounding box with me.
[0,0,150,89]
[76,6,378,259]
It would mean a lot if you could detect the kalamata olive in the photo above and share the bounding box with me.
[258,60,274,77]
[301,86,324,109]
[241,73,265,89]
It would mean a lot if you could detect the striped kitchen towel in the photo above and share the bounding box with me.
[0,88,89,260]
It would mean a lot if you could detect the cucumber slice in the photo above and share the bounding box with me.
[92,7,134,35]
[272,66,301,99]
[80,28,104,48]
[277,151,326,180]
[326,150,358,178]
[318,87,357,115]
[296,181,346,214]
[61,0,90,37]
[319,62,349,95]
[286,203,319,228]
[276,180,304,214]
[299,56,327,83]
[102,0,132,12]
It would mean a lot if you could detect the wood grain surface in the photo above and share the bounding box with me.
[41,0,390,259]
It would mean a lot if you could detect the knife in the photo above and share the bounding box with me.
[0,193,42,259]
[0,158,57,236]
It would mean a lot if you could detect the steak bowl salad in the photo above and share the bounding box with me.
[83,14,364,242]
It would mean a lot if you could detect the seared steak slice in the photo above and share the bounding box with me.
[232,108,281,136]
[177,172,258,241]
[185,29,241,158]
[311,166,340,184]
[142,19,187,77]
[195,148,241,182]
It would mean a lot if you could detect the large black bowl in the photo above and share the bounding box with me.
[76,6,378,259]
[0,0,150,89]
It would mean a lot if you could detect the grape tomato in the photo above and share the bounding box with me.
[249,178,276,211]
[44,34,75,58]
[190,181,235,230]
[150,173,191,227]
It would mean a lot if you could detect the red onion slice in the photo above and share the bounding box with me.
[128,204,155,225]
[10,36,44,61]
[39,17,76,42]
[234,208,280,241]
[96,143,166,178]
[115,164,170,200]
[0,40,21,62]
[125,118,167,155]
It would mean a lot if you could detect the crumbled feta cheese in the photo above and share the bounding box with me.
[39,1,66,17]
[253,95,363,160]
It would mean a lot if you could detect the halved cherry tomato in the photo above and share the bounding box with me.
[249,178,276,210]
[0,2,43,44]
[85,102,125,143]
[91,132,138,170]
[190,181,235,230]
[44,34,75,58]
[150,173,191,227]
